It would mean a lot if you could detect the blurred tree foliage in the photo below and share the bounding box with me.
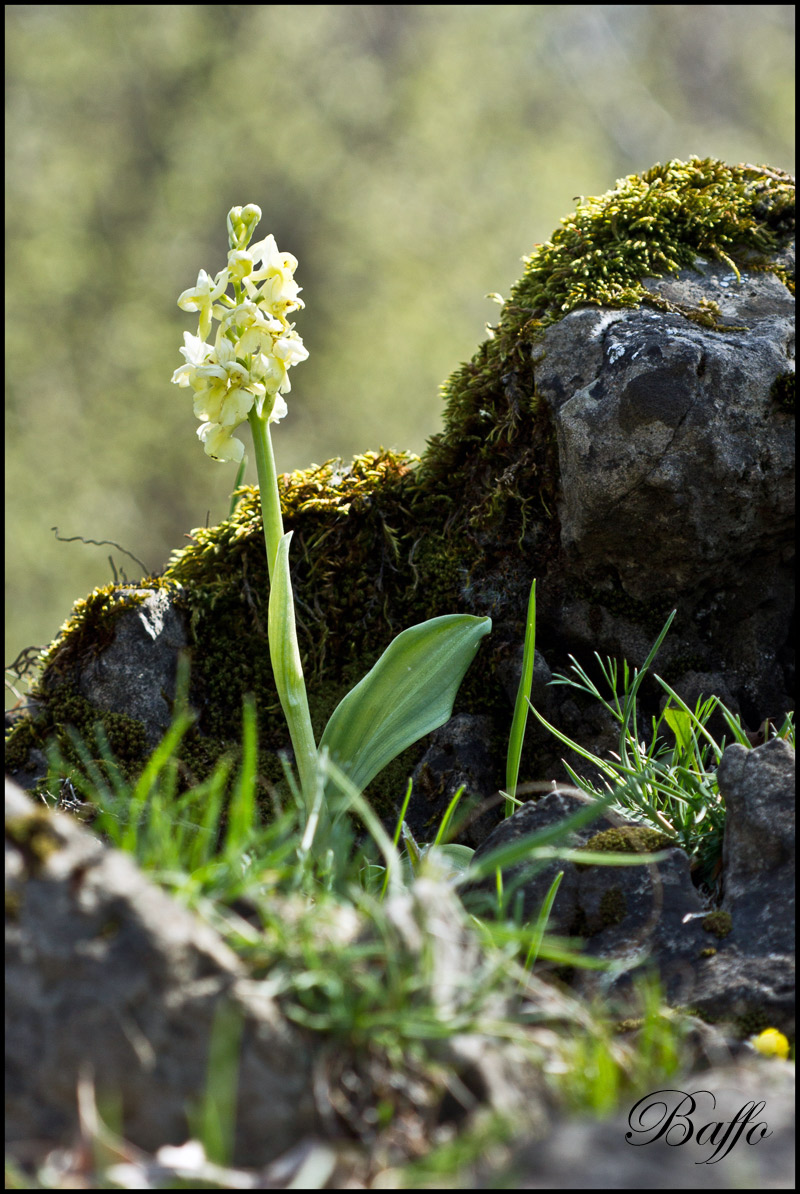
[5,4,795,693]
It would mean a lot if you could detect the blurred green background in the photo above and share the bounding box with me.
[5,4,795,702]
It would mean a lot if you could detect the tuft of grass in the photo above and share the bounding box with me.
[527,609,794,882]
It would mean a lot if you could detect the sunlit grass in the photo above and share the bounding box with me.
[18,605,794,1187]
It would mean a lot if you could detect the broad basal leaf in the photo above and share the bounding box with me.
[319,614,491,794]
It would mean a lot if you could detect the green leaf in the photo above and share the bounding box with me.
[319,614,491,794]
[427,843,475,878]
[506,577,536,810]
[663,704,693,756]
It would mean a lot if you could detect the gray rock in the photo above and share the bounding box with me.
[533,252,794,723]
[684,739,795,1034]
[472,801,714,1007]
[719,739,795,954]
[77,586,190,748]
[463,790,626,928]
[494,645,553,712]
[5,778,319,1167]
[408,713,498,847]
[536,259,794,601]
[575,845,707,986]
[685,952,795,1040]
[466,740,796,1039]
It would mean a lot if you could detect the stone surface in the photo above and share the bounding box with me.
[536,259,794,600]
[408,713,499,847]
[533,254,794,727]
[718,738,795,955]
[76,587,190,748]
[463,790,628,928]
[685,738,795,1035]
[5,778,319,1166]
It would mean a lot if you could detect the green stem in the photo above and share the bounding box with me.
[248,409,284,581]
[248,408,318,804]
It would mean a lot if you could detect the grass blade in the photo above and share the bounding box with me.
[506,578,536,815]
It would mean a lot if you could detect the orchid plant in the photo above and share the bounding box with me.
[173,205,491,818]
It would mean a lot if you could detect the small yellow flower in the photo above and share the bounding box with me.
[749,1028,790,1059]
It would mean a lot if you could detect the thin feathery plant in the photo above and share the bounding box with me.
[527,608,788,879]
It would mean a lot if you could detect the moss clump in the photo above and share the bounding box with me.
[613,1017,645,1034]
[511,159,793,329]
[702,910,733,939]
[570,575,675,639]
[163,452,450,778]
[4,716,41,775]
[733,1009,770,1039]
[581,826,675,857]
[699,947,718,959]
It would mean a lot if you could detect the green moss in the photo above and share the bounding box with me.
[613,1017,645,1034]
[570,576,675,638]
[581,826,675,857]
[702,910,733,939]
[4,717,40,774]
[510,158,792,331]
[699,947,717,959]
[733,1009,770,1038]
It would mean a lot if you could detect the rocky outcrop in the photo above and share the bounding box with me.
[464,739,795,1036]
[534,251,795,725]
[5,156,795,1188]
[7,161,793,823]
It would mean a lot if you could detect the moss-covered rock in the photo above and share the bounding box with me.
[581,826,676,857]
[7,158,795,824]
